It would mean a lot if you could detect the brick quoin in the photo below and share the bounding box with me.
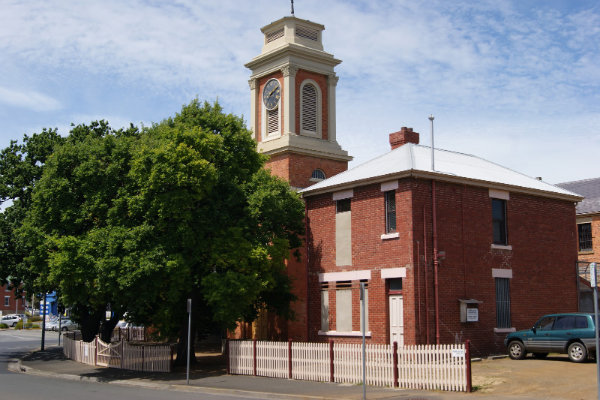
[304,177,578,356]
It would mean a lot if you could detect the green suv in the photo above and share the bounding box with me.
[505,313,596,363]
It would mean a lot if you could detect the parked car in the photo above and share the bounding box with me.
[0,314,23,327]
[505,313,596,363]
[46,318,78,331]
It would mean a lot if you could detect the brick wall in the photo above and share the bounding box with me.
[0,285,26,315]
[305,177,578,356]
[265,152,348,189]
[577,215,600,263]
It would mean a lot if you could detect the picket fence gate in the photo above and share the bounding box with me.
[228,340,471,392]
[63,332,173,372]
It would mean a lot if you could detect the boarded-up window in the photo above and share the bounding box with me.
[321,286,329,332]
[360,283,369,332]
[336,286,352,332]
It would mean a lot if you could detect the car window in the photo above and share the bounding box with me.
[553,316,575,330]
[535,316,555,331]
[574,316,589,329]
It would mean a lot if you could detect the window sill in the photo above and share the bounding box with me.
[318,330,372,337]
[579,250,594,255]
[491,244,512,251]
[493,327,516,333]
[381,232,399,240]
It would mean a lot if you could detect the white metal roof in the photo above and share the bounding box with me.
[300,144,582,201]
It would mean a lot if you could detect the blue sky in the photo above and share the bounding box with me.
[1,0,598,184]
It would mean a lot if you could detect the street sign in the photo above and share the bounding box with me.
[591,263,597,287]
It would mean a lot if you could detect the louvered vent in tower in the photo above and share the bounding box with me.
[267,108,279,135]
[266,28,284,43]
[301,84,317,133]
[296,26,318,41]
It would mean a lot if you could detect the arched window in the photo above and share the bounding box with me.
[310,169,326,181]
[300,80,321,137]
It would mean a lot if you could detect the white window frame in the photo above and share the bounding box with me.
[299,79,322,137]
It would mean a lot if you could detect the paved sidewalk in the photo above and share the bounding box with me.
[8,346,540,400]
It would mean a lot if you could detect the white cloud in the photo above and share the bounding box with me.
[0,86,62,112]
[0,0,598,183]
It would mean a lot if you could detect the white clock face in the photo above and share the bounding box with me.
[263,79,281,110]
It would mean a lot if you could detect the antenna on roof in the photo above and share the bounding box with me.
[429,114,435,172]
[291,0,295,15]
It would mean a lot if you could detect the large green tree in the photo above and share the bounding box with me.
[0,129,65,294]
[20,101,305,358]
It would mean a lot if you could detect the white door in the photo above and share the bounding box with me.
[389,295,404,346]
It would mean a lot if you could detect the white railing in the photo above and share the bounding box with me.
[62,333,173,372]
[228,340,470,392]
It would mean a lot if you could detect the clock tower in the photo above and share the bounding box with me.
[246,16,351,189]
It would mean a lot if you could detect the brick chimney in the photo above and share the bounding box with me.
[389,127,419,150]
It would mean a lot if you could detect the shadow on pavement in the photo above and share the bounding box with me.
[22,346,228,383]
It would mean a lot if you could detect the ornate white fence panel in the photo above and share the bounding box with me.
[292,342,329,382]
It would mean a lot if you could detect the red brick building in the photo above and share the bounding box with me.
[1,284,26,316]
[245,15,582,356]
[557,177,600,312]
[300,130,582,355]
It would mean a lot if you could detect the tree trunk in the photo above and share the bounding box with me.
[79,309,102,342]
[100,314,121,343]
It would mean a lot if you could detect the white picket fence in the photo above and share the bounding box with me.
[63,333,173,372]
[63,334,96,366]
[111,327,145,342]
[228,340,470,392]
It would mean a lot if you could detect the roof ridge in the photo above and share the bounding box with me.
[557,177,600,186]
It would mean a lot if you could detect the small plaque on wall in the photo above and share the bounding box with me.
[466,308,479,322]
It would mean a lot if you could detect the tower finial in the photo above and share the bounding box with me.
[291,0,294,15]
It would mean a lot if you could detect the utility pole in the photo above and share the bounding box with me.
[41,293,47,351]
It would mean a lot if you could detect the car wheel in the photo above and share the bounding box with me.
[61,327,68,331]
[533,352,548,359]
[508,341,526,360]
[568,342,587,363]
